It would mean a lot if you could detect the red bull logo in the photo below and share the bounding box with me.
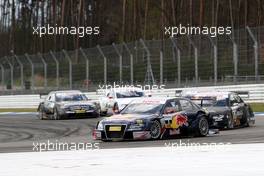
[171,114,188,129]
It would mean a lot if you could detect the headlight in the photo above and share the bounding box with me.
[202,108,209,115]
[128,120,145,130]
[97,121,104,130]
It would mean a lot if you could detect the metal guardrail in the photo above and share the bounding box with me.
[0,27,264,92]
[0,84,263,109]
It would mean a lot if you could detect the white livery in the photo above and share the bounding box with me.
[99,88,146,115]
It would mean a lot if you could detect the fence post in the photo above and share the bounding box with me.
[97,45,107,85]
[139,39,155,85]
[123,42,133,84]
[112,43,122,83]
[62,50,72,89]
[79,48,89,90]
[14,55,24,89]
[171,38,181,87]
[228,36,238,84]
[207,36,218,85]
[38,53,47,90]
[4,56,14,90]
[50,51,59,89]
[233,43,238,84]
[188,37,198,85]
[160,50,163,85]
[246,26,259,82]
[25,54,35,90]
[0,63,4,88]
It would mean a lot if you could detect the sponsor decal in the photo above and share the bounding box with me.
[171,114,188,129]
[133,131,151,140]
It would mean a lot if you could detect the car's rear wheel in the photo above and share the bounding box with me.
[150,120,162,139]
[227,113,234,129]
[243,115,250,127]
[241,110,250,127]
[196,117,209,137]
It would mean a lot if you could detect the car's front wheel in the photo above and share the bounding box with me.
[38,105,44,120]
[227,113,234,129]
[196,117,209,137]
[53,107,61,120]
[150,120,162,139]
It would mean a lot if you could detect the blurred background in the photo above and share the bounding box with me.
[0,0,263,94]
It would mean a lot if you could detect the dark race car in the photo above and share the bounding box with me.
[93,97,215,141]
[37,90,100,120]
[183,91,255,129]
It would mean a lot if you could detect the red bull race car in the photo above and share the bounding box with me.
[93,97,215,141]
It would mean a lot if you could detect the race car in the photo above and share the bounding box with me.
[183,91,255,129]
[99,88,147,115]
[93,97,212,141]
[37,90,100,120]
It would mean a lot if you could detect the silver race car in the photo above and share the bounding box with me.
[37,90,100,120]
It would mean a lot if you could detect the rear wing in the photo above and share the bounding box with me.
[231,91,250,98]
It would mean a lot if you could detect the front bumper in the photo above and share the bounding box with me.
[211,119,227,127]
[209,115,228,128]
[93,129,151,141]
[60,110,99,118]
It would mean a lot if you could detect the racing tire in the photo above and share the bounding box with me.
[94,111,100,118]
[242,114,250,127]
[53,107,61,120]
[227,113,234,129]
[150,120,162,139]
[38,106,44,120]
[100,110,108,116]
[195,116,209,137]
[241,110,251,127]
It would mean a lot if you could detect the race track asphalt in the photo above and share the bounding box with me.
[0,114,263,153]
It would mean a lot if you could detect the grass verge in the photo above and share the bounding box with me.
[249,103,264,112]
[0,108,37,112]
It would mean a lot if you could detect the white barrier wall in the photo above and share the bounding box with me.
[0,84,263,109]
[0,95,41,108]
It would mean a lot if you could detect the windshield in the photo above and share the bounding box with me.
[191,98,227,107]
[116,91,144,98]
[121,103,163,115]
[55,93,88,102]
